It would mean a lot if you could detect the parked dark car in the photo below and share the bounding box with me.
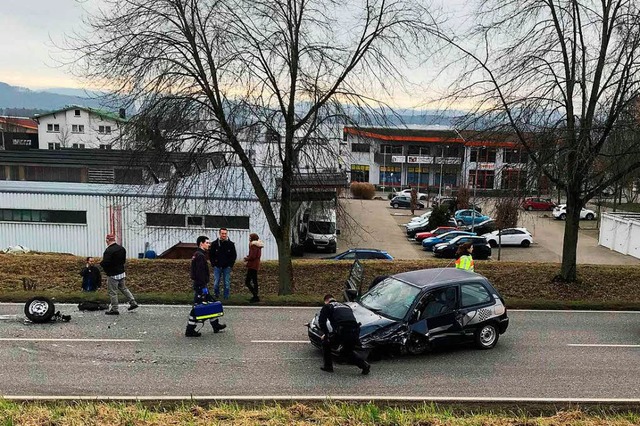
[390,195,425,210]
[432,235,492,259]
[458,219,496,236]
[406,218,458,238]
[521,197,556,211]
[324,248,393,260]
[307,262,509,355]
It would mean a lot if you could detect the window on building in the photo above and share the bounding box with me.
[99,125,105,133]
[24,166,83,182]
[146,213,186,227]
[380,144,403,154]
[74,109,81,117]
[204,215,250,229]
[379,166,401,187]
[469,170,495,189]
[47,124,60,132]
[47,124,53,132]
[350,164,370,182]
[47,143,61,150]
[99,144,112,150]
[435,172,458,188]
[501,169,527,190]
[503,149,528,164]
[114,168,144,184]
[407,166,429,188]
[48,143,54,150]
[187,216,204,226]
[351,143,370,153]
[105,126,112,134]
[470,148,497,163]
[72,143,78,148]
[0,209,86,224]
[407,146,430,156]
[71,124,85,133]
[80,144,85,149]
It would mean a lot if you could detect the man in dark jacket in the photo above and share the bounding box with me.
[318,294,370,375]
[209,228,237,300]
[80,257,102,292]
[186,235,226,337]
[100,234,138,315]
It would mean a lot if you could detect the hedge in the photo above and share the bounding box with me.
[1,253,639,309]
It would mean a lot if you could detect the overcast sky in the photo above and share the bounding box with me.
[0,0,99,89]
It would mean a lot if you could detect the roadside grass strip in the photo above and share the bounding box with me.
[0,401,639,425]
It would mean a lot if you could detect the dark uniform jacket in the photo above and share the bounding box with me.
[191,248,210,289]
[209,238,237,268]
[100,243,126,277]
[80,266,102,291]
[318,300,359,335]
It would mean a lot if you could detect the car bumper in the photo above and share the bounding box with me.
[498,316,509,334]
[307,326,323,349]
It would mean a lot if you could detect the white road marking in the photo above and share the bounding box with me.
[568,344,640,348]
[0,338,141,343]
[252,340,310,344]
[1,395,640,403]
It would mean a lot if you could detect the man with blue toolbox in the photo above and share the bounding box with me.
[185,235,227,337]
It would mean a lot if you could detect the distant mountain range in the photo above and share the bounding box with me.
[0,81,462,126]
[0,82,108,113]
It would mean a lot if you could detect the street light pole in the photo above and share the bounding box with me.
[438,145,444,197]
[472,147,479,233]
[382,144,387,192]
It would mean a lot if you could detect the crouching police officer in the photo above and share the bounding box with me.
[185,236,227,337]
[318,294,371,375]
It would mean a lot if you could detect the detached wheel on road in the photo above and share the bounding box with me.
[392,203,399,209]
[24,296,55,323]
[474,323,499,349]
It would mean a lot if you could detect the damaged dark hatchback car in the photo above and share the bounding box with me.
[307,263,509,356]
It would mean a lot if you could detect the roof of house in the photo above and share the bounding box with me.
[0,116,38,131]
[344,126,520,148]
[33,105,126,123]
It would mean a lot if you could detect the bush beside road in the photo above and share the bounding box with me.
[1,253,640,309]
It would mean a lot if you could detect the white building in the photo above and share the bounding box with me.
[34,106,126,150]
[0,171,280,260]
[599,212,640,259]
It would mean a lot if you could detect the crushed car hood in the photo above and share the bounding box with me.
[346,302,398,336]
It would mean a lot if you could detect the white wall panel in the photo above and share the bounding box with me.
[599,212,640,260]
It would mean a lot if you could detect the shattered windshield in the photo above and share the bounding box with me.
[359,278,420,320]
[308,221,335,234]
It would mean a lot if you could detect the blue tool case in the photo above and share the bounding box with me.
[194,301,224,321]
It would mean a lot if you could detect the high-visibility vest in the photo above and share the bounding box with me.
[455,254,475,272]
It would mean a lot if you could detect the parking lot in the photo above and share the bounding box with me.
[308,197,640,265]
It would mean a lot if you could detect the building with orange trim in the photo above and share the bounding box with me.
[342,126,533,192]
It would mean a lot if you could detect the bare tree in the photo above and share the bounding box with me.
[69,0,436,294]
[437,0,640,281]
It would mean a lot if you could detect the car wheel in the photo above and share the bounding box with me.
[526,206,533,211]
[474,323,499,349]
[586,213,594,220]
[404,334,429,355]
[489,240,498,248]
[392,203,399,209]
[521,239,531,248]
[456,220,464,226]
[559,213,566,220]
[24,296,55,323]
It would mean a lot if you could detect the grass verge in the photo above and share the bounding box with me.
[0,401,639,425]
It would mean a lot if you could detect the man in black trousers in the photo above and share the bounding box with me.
[318,294,370,375]
[186,235,227,337]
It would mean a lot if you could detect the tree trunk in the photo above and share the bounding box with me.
[276,231,294,295]
[559,193,582,282]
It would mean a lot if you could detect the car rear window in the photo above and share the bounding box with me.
[460,283,492,307]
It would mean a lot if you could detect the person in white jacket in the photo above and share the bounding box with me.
[243,233,264,303]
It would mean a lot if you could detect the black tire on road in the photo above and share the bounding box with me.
[560,213,567,220]
[392,203,399,209]
[489,240,498,248]
[586,213,594,220]
[526,206,533,211]
[521,240,531,248]
[474,323,499,349]
[457,220,464,226]
[24,296,55,323]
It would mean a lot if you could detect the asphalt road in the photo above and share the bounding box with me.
[0,304,638,400]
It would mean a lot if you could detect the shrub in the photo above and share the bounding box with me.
[350,182,376,199]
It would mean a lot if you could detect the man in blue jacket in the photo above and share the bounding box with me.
[209,228,237,300]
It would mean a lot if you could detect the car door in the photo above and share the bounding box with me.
[457,282,496,337]
[499,229,515,245]
[415,286,461,343]
[339,251,356,260]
